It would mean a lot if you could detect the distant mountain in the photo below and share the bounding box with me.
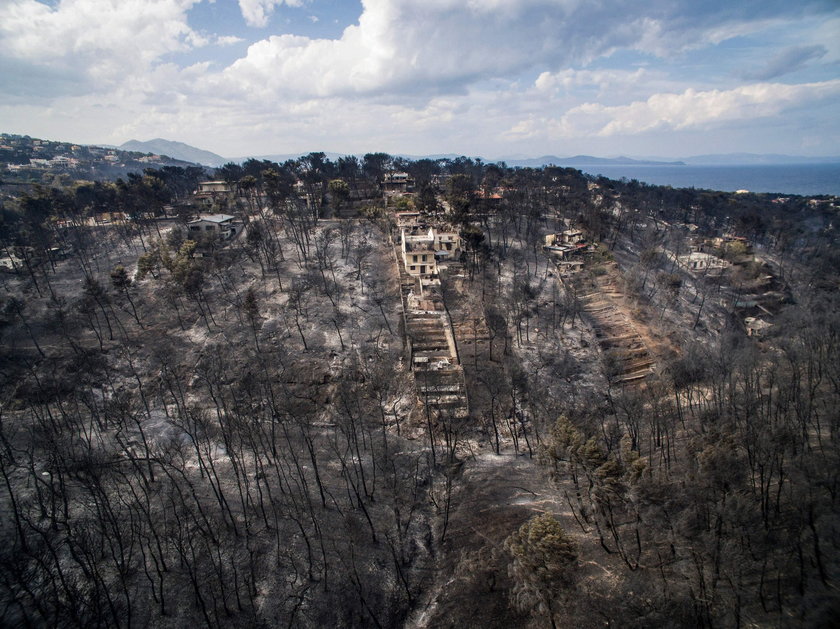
[502,155,685,168]
[394,153,465,161]
[230,151,347,164]
[119,139,227,167]
[678,153,840,166]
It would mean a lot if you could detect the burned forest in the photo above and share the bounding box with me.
[1,154,839,628]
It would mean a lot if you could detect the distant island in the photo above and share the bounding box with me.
[502,155,686,168]
[677,153,840,166]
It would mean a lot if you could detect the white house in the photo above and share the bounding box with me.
[197,181,231,194]
[400,225,463,276]
[195,181,232,203]
[401,226,438,276]
[545,229,585,247]
[187,214,239,239]
[433,230,461,259]
[383,172,415,193]
[675,251,729,274]
[544,228,589,258]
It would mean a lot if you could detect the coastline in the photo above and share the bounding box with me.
[574,162,840,196]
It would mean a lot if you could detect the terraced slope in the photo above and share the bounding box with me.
[575,265,655,383]
[396,247,469,420]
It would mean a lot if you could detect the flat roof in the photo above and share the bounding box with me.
[679,251,724,260]
[190,213,235,224]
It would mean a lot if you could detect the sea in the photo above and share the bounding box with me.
[573,163,840,197]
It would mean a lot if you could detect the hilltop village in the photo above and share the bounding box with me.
[0,142,839,628]
[1,133,202,185]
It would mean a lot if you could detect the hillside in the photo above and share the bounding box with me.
[0,153,838,628]
[0,133,206,187]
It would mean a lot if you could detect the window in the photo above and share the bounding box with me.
[422,254,427,262]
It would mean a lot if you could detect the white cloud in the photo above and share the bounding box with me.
[535,68,652,95]
[596,80,840,136]
[216,35,246,46]
[238,0,304,28]
[4,0,834,104]
[2,0,838,158]
[215,0,838,103]
[221,0,644,98]
[509,80,840,140]
[741,44,828,81]
[0,0,201,61]
[0,0,202,89]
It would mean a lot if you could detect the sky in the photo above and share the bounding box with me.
[1,0,839,160]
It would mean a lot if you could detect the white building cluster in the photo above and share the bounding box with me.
[397,213,462,277]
